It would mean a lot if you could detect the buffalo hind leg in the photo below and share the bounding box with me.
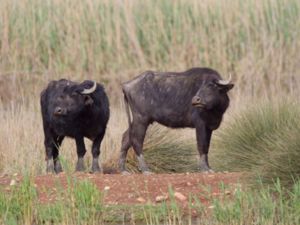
[91,130,105,173]
[130,121,151,174]
[75,137,86,172]
[196,124,213,173]
[119,128,132,174]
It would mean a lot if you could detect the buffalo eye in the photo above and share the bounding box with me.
[71,92,79,97]
[57,95,64,101]
[208,82,217,88]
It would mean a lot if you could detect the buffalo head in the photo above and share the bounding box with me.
[191,75,234,110]
[51,80,97,118]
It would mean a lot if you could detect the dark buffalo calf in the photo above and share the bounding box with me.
[119,67,234,174]
[40,79,109,173]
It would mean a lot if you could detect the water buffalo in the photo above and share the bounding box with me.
[40,79,109,173]
[119,67,234,174]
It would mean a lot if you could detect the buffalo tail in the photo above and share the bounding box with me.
[123,92,132,128]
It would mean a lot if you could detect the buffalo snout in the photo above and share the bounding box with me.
[191,96,205,107]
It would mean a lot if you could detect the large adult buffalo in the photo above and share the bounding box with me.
[40,79,109,173]
[119,67,234,174]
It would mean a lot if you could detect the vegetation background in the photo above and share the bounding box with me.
[0,0,299,183]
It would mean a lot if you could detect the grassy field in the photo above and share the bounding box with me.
[0,175,300,224]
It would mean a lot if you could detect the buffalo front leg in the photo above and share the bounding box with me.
[196,124,213,173]
[75,137,86,172]
[44,135,64,174]
[53,136,64,173]
[119,128,132,174]
[45,146,55,174]
[131,121,151,174]
[91,131,105,173]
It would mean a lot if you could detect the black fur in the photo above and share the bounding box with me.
[119,67,234,173]
[40,79,109,173]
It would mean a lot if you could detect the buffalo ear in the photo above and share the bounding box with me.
[217,83,234,92]
[79,80,97,94]
[84,95,94,105]
[74,80,97,94]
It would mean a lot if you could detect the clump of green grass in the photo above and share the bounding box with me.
[212,179,300,225]
[68,180,104,224]
[212,99,300,187]
[0,175,104,224]
[37,178,104,225]
[0,175,37,224]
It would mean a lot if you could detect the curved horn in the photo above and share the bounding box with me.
[80,81,97,94]
[217,73,232,85]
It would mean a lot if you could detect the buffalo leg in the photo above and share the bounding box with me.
[44,135,64,174]
[91,130,105,173]
[45,145,55,173]
[75,137,86,172]
[119,128,131,173]
[196,124,213,172]
[130,121,150,174]
[53,136,64,173]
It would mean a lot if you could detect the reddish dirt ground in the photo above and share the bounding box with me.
[0,172,242,207]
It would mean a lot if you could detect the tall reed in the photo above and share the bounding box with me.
[0,0,299,100]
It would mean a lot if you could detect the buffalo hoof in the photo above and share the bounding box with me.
[201,169,215,174]
[91,166,102,174]
[76,165,85,172]
[142,170,154,175]
[46,167,55,174]
[54,161,63,174]
[91,158,102,173]
[76,158,85,172]
[91,169,102,174]
[46,159,55,174]
[121,170,131,175]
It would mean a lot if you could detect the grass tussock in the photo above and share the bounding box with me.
[125,125,198,173]
[212,99,300,186]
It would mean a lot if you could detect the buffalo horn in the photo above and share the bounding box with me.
[217,73,232,85]
[81,81,97,94]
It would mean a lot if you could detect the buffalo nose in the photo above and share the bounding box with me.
[54,107,65,116]
[192,96,202,105]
